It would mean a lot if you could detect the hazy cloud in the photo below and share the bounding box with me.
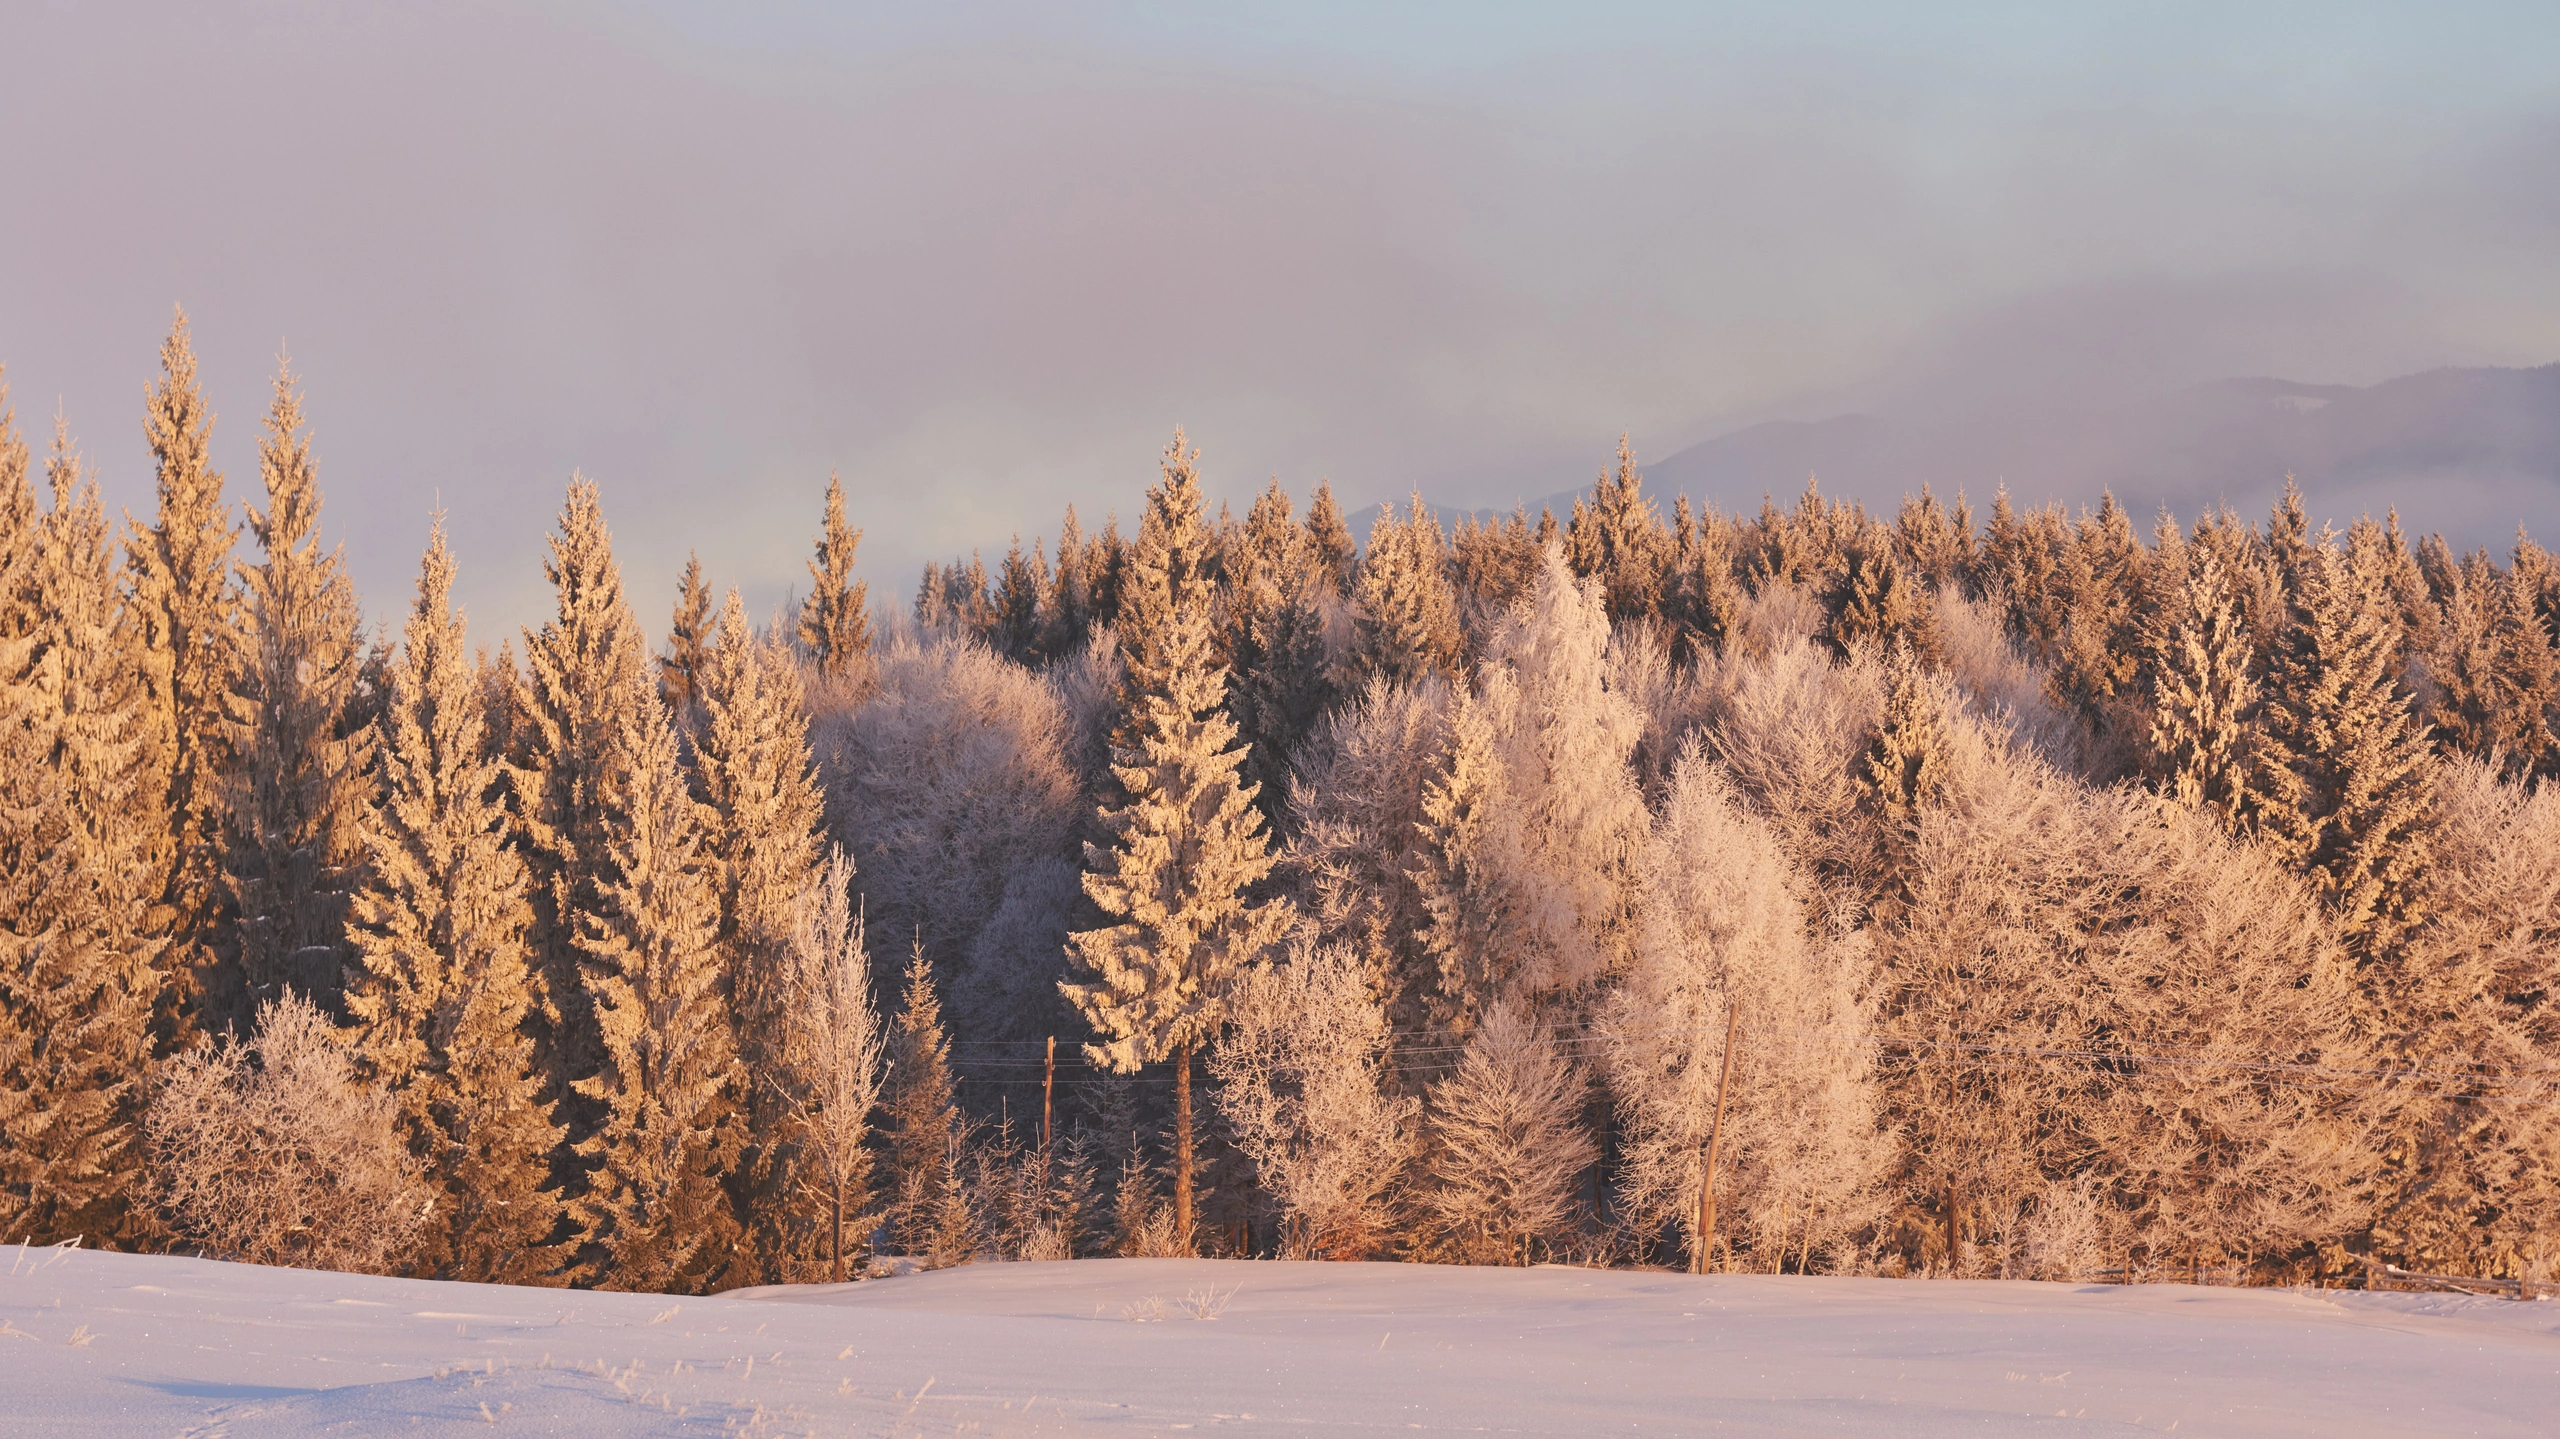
[3,1,2552,634]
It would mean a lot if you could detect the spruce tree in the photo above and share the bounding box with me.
[1860,645,1954,846]
[1066,435,1296,1243]
[1823,537,1937,663]
[1351,499,1464,687]
[884,938,960,1258]
[1040,504,1094,659]
[1110,432,1222,735]
[2255,537,2436,953]
[220,360,373,1015]
[1,417,163,1243]
[658,551,713,715]
[694,589,824,1276]
[2146,548,2260,828]
[125,310,240,1034]
[1663,496,1740,664]
[1226,481,1332,825]
[1410,688,1509,1028]
[1891,485,1974,591]
[797,473,872,684]
[1561,433,1667,623]
[567,674,744,1292]
[990,535,1046,664]
[346,520,564,1283]
[515,479,653,1119]
[0,391,159,1244]
[1303,480,1357,598]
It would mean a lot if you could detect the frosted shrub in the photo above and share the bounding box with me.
[2014,1178,2111,1282]
[1213,940,1418,1258]
[147,992,432,1273]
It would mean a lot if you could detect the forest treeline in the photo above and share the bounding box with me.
[2,313,2555,1293]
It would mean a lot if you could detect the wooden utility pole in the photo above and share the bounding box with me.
[1695,1003,1740,1275]
[1042,1035,1056,1159]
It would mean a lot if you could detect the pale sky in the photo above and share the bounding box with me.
[3,1,2554,637]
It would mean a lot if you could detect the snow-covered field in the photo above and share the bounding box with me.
[4,1246,2554,1436]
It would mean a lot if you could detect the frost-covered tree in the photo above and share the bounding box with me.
[768,847,886,1283]
[694,589,824,1276]
[146,991,433,1274]
[125,310,240,1034]
[1604,745,1885,1272]
[345,520,564,1284]
[1352,498,1464,686]
[2255,536,2435,953]
[1410,545,1646,1024]
[2360,761,2560,1279]
[1303,480,1357,600]
[658,551,713,715]
[884,939,961,1259]
[0,414,162,1244]
[1701,638,1888,921]
[1066,434,1294,1243]
[1284,676,1452,1042]
[1419,1002,1595,1265]
[819,635,1084,1053]
[2145,546,2260,826]
[567,677,743,1293]
[1562,434,1667,624]
[1225,480,1334,824]
[1213,938,1417,1257]
[220,360,374,1016]
[516,479,654,1112]
[798,473,872,685]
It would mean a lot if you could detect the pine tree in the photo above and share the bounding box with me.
[1110,432,1223,735]
[1065,434,1296,1243]
[797,472,872,684]
[1303,480,1357,599]
[1859,645,1955,861]
[0,389,151,1244]
[567,675,743,1292]
[658,551,713,715]
[1410,688,1509,1029]
[220,359,374,1015]
[1039,504,1094,659]
[1351,498,1464,687]
[884,937,959,1257]
[1891,485,1974,591]
[1823,537,1937,663]
[2255,536,2436,953]
[124,309,241,1035]
[515,479,654,1121]
[346,519,564,1284]
[990,535,1046,664]
[1562,433,1667,623]
[1663,496,1741,663]
[693,588,824,1278]
[0,415,163,1243]
[1226,481,1333,825]
[2146,548,2260,827]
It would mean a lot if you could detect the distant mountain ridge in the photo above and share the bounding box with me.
[1352,364,2560,551]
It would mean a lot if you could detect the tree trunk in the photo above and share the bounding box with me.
[832,1175,846,1285]
[1174,1040,1195,1248]
[1946,1182,1961,1278]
